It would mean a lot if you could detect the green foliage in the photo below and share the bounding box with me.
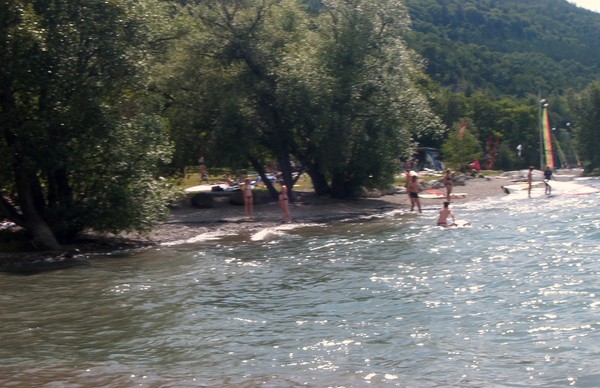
[569,81,600,173]
[495,140,521,171]
[157,0,445,198]
[405,0,600,97]
[161,0,600,179]
[404,0,600,172]
[308,0,445,195]
[0,0,174,246]
[441,121,483,169]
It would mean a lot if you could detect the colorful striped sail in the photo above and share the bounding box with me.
[542,105,555,169]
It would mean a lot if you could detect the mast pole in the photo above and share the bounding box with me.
[539,98,547,169]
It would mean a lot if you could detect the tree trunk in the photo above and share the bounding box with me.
[330,171,349,199]
[14,160,62,250]
[249,156,279,199]
[1,80,61,250]
[330,169,360,199]
[307,167,330,196]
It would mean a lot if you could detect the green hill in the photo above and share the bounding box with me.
[404,0,600,97]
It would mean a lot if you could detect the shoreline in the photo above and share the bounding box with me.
[0,175,508,267]
[143,175,507,245]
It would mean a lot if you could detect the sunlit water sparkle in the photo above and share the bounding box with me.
[3,180,600,387]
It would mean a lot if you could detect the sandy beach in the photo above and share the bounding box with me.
[143,175,508,246]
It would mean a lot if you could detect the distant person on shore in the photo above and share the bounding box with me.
[279,183,291,223]
[243,178,254,218]
[406,175,422,213]
[527,166,535,198]
[544,165,553,195]
[444,168,453,201]
[198,155,208,182]
[223,173,235,188]
[437,201,456,227]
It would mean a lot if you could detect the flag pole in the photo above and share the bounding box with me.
[539,98,546,169]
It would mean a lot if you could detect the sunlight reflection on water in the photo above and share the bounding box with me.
[2,181,600,386]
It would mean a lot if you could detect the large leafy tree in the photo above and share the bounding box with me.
[160,0,306,198]
[297,0,444,197]
[0,1,173,250]
[164,0,444,198]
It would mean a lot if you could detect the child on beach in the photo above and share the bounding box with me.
[437,201,456,227]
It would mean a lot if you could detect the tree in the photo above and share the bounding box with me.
[441,120,483,169]
[293,0,445,197]
[569,81,600,173]
[0,1,173,250]
[160,0,306,197]
[161,0,444,198]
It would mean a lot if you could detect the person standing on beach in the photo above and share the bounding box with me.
[405,170,414,197]
[406,175,422,213]
[243,178,254,218]
[279,183,291,223]
[437,201,455,227]
[198,155,208,182]
[527,166,534,198]
[443,168,453,202]
[543,165,553,195]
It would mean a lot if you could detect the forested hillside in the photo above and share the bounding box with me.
[404,0,600,97]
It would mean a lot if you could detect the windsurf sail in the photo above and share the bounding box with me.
[542,104,555,169]
[551,133,568,169]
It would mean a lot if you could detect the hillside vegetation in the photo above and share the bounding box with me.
[405,0,600,97]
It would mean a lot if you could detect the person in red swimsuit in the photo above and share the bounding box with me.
[437,201,455,227]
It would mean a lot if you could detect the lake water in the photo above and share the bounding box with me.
[3,180,600,387]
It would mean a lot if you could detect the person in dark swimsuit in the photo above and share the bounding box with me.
[543,165,553,195]
[406,175,422,213]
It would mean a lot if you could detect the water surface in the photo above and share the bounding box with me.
[2,181,600,387]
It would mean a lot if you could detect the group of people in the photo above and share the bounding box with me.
[406,168,459,227]
[527,165,553,197]
[243,178,291,223]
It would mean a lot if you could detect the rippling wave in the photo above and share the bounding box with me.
[2,180,600,386]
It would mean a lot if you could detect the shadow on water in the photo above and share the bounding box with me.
[0,253,90,275]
